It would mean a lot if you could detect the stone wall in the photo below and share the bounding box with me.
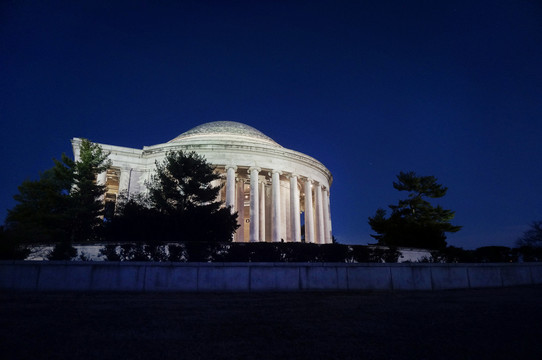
[2,261,542,292]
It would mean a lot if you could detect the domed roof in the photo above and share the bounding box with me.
[169,121,280,146]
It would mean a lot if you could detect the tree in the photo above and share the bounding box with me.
[148,151,223,215]
[106,150,238,245]
[148,150,239,242]
[516,221,542,248]
[368,171,461,250]
[5,167,72,244]
[66,140,110,243]
[516,221,542,262]
[5,139,110,259]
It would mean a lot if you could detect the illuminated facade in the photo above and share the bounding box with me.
[72,121,333,243]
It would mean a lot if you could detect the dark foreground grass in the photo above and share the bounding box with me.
[1,286,541,360]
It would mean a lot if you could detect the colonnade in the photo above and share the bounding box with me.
[97,164,332,244]
[225,165,332,244]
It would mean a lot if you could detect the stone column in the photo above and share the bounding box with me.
[236,178,245,242]
[272,170,282,242]
[259,180,266,242]
[249,167,260,243]
[97,171,106,186]
[327,190,333,243]
[119,169,130,194]
[127,169,143,197]
[225,165,237,213]
[290,175,301,242]
[281,181,289,241]
[315,183,325,244]
[304,178,315,243]
[322,187,332,243]
[97,171,107,202]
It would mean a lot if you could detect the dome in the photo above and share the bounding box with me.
[169,121,280,147]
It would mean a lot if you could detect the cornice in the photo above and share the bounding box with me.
[72,137,333,185]
[142,141,333,184]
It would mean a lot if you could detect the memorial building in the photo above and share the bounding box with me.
[72,121,333,243]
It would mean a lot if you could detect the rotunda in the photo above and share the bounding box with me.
[72,121,333,243]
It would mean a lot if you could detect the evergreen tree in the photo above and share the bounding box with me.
[67,140,110,242]
[5,139,110,259]
[147,150,239,242]
[5,167,72,244]
[106,150,239,244]
[368,171,461,250]
[148,151,222,215]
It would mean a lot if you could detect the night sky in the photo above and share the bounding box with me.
[2,1,541,249]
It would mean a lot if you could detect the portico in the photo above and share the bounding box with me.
[221,166,332,243]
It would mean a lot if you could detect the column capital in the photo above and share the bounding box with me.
[225,164,237,171]
[285,172,299,180]
[248,166,261,173]
[271,169,282,176]
[305,177,313,184]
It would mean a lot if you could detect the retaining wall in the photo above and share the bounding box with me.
[1,261,541,292]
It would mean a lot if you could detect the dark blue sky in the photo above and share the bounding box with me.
[2,1,541,249]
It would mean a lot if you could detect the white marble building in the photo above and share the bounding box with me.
[72,121,333,243]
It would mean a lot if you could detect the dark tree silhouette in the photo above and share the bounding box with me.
[516,221,542,248]
[4,139,110,259]
[515,221,542,262]
[368,171,461,250]
[106,150,238,246]
[5,167,71,244]
[66,140,111,242]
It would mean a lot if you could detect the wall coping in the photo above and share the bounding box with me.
[3,260,542,268]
